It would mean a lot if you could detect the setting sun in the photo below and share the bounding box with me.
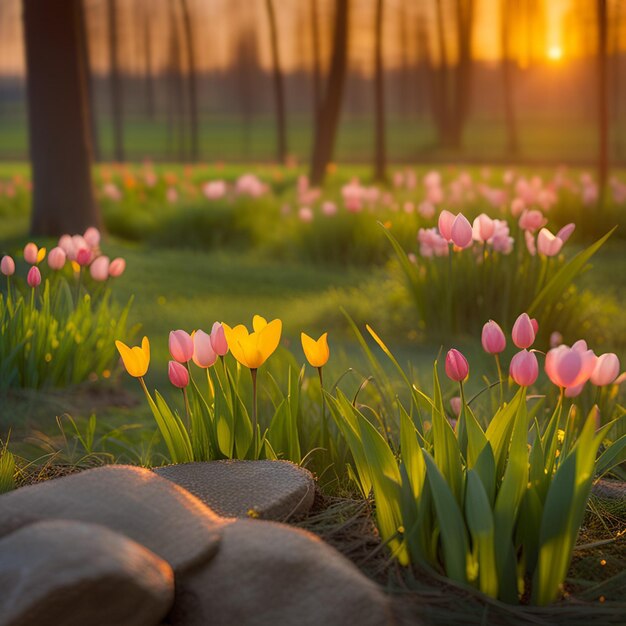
[547,44,563,61]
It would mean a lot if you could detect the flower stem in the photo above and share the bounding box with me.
[182,387,192,432]
[251,368,258,458]
[318,366,327,451]
[494,353,504,406]
[76,267,82,306]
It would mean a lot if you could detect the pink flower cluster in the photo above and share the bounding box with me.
[1,228,126,286]
[167,324,229,388]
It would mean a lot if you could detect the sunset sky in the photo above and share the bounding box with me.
[0,0,613,77]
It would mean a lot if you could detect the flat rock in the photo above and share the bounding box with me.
[0,519,174,626]
[171,519,394,626]
[154,460,316,521]
[592,479,626,500]
[0,465,226,574]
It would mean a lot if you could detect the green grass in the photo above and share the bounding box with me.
[2,112,626,163]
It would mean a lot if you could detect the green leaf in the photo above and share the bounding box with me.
[423,451,469,584]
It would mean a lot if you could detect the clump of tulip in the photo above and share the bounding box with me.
[1,230,132,391]
[387,202,613,340]
[328,318,624,609]
[116,317,333,464]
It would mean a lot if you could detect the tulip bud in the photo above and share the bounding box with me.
[450,213,473,248]
[89,255,110,281]
[445,349,469,382]
[472,214,495,242]
[509,350,539,387]
[169,330,194,363]
[530,318,539,335]
[1,255,15,276]
[47,247,67,271]
[24,242,38,265]
[168,360,189,388]
[449,396,462,417]
[27,266,41,288]
[481,320,506,354]
[550,331,563,348]
[210,322,229,356]
[590,353,620,386]
[108,257,126,277]
[512,313,535,349]
[519,209,547,232]
[192,330,218,368]
[76,248,92,266]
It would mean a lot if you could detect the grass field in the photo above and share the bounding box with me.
[2,111,626,164]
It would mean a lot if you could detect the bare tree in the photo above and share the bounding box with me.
[23,0,99,235]
[373,0,387,181]
[179,0,199,161]
[107,0,124,162]
[597,0,609,202]
[309,0,350,186]
[265,0,288,163]
[166,1,186,161]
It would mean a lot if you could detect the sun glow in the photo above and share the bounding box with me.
[547,45,563,61]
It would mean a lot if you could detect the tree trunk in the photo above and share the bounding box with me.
[373,0,386,182]
[106,0,124,162]
[597,0,609,203]
[77,0,100,162]
[309,0,350,187]
[23,0,99,236]
[179,0,199,162]
[310,0,322,117]
[433,0,451,146]
[142,7,155,120]
[167,2,186,161]
[450,0,475,148]
[501,0,519,155]
[265,0,288,163]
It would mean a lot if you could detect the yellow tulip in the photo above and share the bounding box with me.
[222,315,282,370]
[115,336,150,377]
[36,247,46,264]
[301,332,329,368]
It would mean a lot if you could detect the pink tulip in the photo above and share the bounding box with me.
[590,353,620,386]
[450,396,462,417]
[509,350,539,387]
[71,235,88,258]
[169,330,194,363]
[545,342,597,388]
[556,223,575,243]
[76,248,92,266]
[321,201,337,216]
[519,209,547,232]
[83,227,101,248]
[299,207,314,223]
[512,313,535,349]
[481,320,506,354]
[1,255,15,276]
[192,330,217,368]
[510,197,525,217]
[24,242,38,265]
[438,210,455,242]
[445,349,469,382]
[58,235,74,257]
[472,214,495,242]
[47,247,67,270]
[108,258,126,277]
[537,228,563,257]
[89,255,110,281]
[450,214,473,248]
[168,361,189,388]
[27,266,41,288]
[210,322,229,356]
